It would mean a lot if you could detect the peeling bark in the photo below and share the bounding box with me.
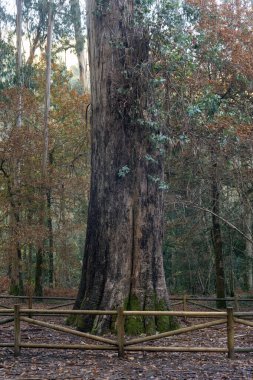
[74,0,171,334]
[70,0,90,92]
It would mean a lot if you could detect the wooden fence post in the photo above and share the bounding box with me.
[14,304,21,357]
[117,306,125,358]
[227,307,234,359]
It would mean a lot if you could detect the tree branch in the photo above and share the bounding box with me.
[170,200,253,245]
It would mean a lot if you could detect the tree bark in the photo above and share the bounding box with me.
[47,187,54,287]
[70,0,90,92]
[34,0,54,296]
[244,204,253,290]
[35,247,43,297]
[9,209,24,296]
[9,0,24,296]
[211,157,226,308]
[74,0,172,334]
[16,0,22,128]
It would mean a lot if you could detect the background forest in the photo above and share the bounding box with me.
[0,0,253,301]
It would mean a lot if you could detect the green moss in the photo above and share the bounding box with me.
[124,294,179,335]
[125,295,145,335]
[76,315,88,331]
[155,298,179,332]
[142,296,157,335]
[67,314,96,333]
[65,314,78,327]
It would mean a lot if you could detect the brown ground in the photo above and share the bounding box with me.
[0,300,252,379]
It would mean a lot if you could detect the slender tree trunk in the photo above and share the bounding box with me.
[28,244,33,285]
[43,2,53,176]
[27,26,42,66]
[9,0,24,296]
[35,0,54,296]
[46,151,54,287]
[73,0,173,335]
[35,248,43,296]
[58,183,68,287]
[70,0,90,92]
[244,205,253,290]
[228,233,235,297]
[16,0,22,129]
[211,157,226,308]
[47,186,54,287]
[9,210,24,295]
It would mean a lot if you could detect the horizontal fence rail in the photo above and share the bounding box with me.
[0,305,252,358]
[170,295,253,313]
[1,294,253,314]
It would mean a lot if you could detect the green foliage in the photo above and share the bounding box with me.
[23,0,75,46]
[0,39,16,88]
[117,165,131,178]
[95,0,110,17]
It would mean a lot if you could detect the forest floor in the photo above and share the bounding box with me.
[0,298,252,379]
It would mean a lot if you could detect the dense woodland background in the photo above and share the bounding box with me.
[0,0,253,301]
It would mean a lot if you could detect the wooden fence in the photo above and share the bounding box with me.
[0,305,252,358]
[170,295,253,312]
[1,294,253,312]
[0,295,75,311]
[1,293,252,312]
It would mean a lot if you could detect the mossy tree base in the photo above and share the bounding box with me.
[67,294,179,336]
[125,295,178,335]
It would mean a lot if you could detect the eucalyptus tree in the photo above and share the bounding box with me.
[70,0,89,92]
[34,0,55,295]
[72,0,182,334]
[2,0,25,295]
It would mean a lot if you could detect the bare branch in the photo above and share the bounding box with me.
[170,200,253,245]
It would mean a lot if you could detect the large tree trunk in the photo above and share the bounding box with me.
[73,0,172,334]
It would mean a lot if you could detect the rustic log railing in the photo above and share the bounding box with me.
[170,295,253,312]
[1,294,253,312]
[0,306,252,358]
[1,294,253,313]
